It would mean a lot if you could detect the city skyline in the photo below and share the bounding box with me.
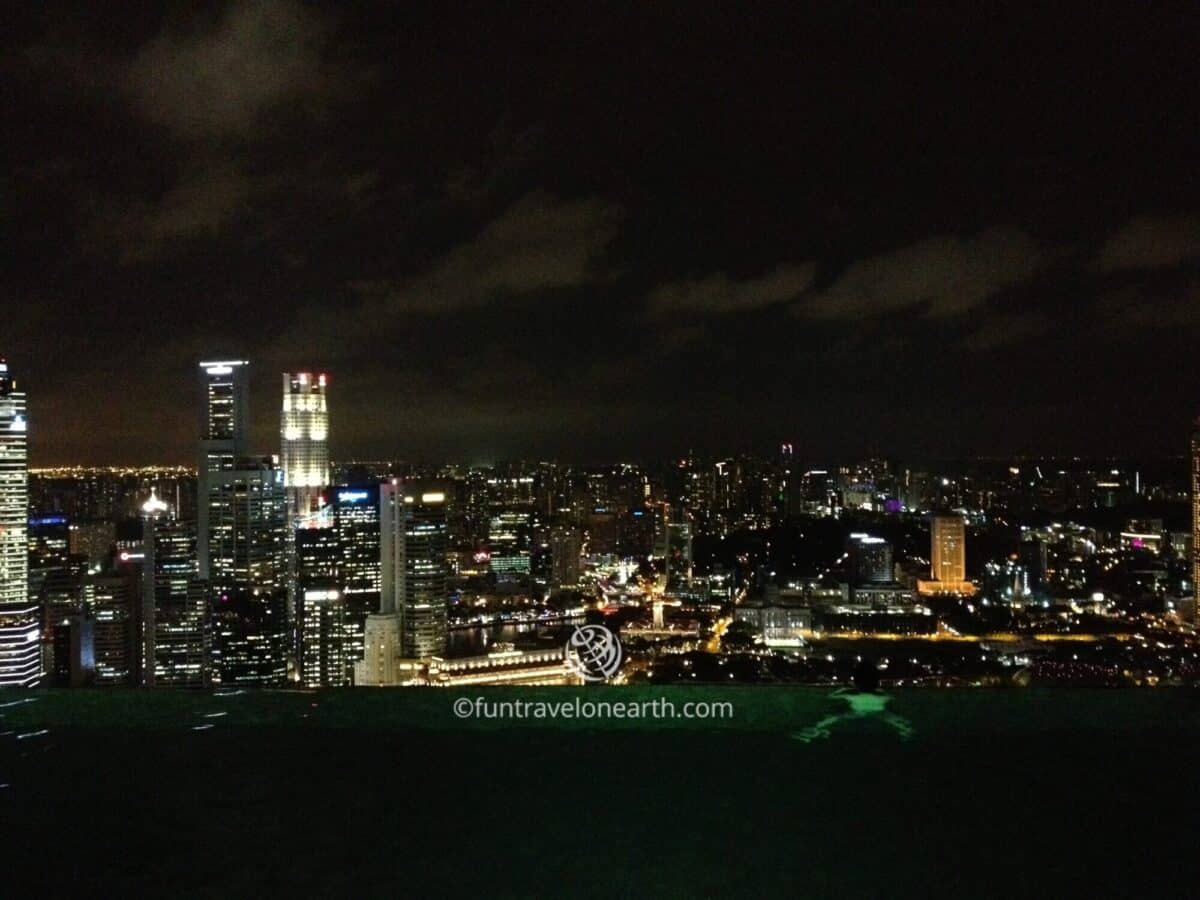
[7,6,1200,895]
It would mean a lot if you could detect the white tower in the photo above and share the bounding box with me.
[0,359,37,686]
[281,372,330,519]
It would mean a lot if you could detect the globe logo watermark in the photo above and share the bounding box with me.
[564,624,623,682]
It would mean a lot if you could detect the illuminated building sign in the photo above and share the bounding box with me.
[28,516,68,527]
[337,490,370,503]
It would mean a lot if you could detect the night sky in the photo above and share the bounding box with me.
[5,3,1200,465]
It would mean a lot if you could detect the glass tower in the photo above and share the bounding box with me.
[335,485,383,674]
[401,488,448,659]
[198,360,249,580]
[142,493,208,687]
[0,359,38,686]
[296,522,344,686]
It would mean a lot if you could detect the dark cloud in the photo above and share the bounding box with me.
[647,263,816,317]
[125,0,335,140]
[961,309,1055,352]
[83,159,253,262]
[793,229,1045,320]
[1091,215,1200,273]
[1092,278,1200,333]
[4,4,1200,463]
[347,191,623,315]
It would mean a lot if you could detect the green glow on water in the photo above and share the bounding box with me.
[793,690,915,742]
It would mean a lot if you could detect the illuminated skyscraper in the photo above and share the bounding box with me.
[488,510,531,577]
[296,522,345,686]
[141,492,208,687]
[205,459,289,686]
[918,514,976,596]
[931,516,966,582]
[0,359,38,687]
[334,485,383,673]
[204,460,288,593]
[198,359,249,579]
[848,533,894,584]
[400,487,449,659]
[86,571,141,685]
[353,482,405,685]
[281,372,329,519]
[354,484,448,681]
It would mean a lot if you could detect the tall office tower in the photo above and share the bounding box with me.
[141,493,208,687]
[401,488,449,659]
[86,572,141,685]
[1192,418,1200,610]
[549,525,582,591]
[848,533,894,584]
[931,516,966,582]
[0,359,38,686]
[198,360,249,580]
[204,459,288,593]
[355,482,403,685]
[281,372,329,649]
[335,485,383,673]
[378,482,404,616]
[918,514,976,596]
[488,510,532,577]
[352,484,448,680]
[29,514,83,678]
[296,522,345,686]
[206,459,289,686]
[281,372,329,519]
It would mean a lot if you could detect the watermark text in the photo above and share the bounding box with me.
[453,696,734,721]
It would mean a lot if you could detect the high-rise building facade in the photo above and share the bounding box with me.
[354,484,449,682]
[296,522,345,686]
[30,513,83,678]
[197,361,290,685]
[848,533,894,584]
[86,572,141,685]
[354,483,404,684]
[0,359,38,686]
[198,360,248,579]
[206,460,289,686]
[918,514,976,596]
[549,525,582,591]
[400,488,449,659]
[931,516,966,582]
[204,460,288,593]
[488,510,532,577]
[281,372,329,519]
[141,493,208,687]
[335,485,383,672]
